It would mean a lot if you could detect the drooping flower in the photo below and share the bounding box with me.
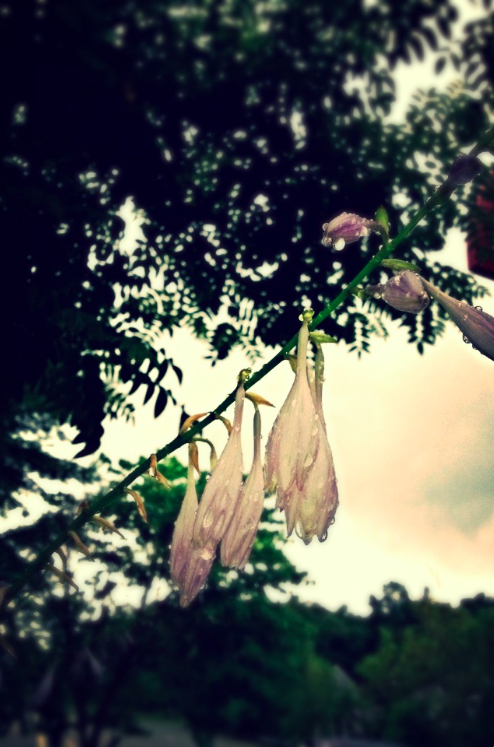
[265,310,321,536]
[366,271,430,314]
[170,443,200,587]
[192,379,246,550]
[295,344,338,544]
[221,406,265,569]
[421,278,494,362]
[170,442,216,608]
[321,212,382,250]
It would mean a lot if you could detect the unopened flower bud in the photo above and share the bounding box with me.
[221,407,264,570]
[379,271,430,313]
[322,212,382,250]
[170,443,216,607]
[295,344,338,544]
[265,317,319,513]
[421,278,494,362]
[447,154,483,186]
[193,383,245,549]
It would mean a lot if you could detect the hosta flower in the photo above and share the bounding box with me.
[265,311,321,536]
[179,542,216,608]
[193,381,245,550]
[296,345,338,544]
[170,443,216,608]
[322,212,382,250]
[366,271,430,314]
[265,313,320,494]
[421,278,494,362]
[221,407,265,569]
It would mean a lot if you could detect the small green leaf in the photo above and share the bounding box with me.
[154,387,168,418]
[309,330,337,344]
[143,383,155,405]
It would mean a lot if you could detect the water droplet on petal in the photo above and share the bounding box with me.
[475,305,483,311]
[334,238,345,251]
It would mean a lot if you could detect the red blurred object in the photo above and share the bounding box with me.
[467,169,494,280]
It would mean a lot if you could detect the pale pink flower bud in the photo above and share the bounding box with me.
[295,346,338,544]
[421,278,494,362]
[169,445,216,607]
[170,446,200,589]
[220,408,265,569]
[322,212,382,250]
[265,316,321,536]
[180,542,216,608]
[265,318,320,495]
[193,384,245,550]
[367,271,430,314]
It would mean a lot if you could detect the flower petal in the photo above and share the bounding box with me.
[192,384,245,549]
[422,278,494,362]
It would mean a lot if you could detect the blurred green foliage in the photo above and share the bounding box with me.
[2,453,494,747]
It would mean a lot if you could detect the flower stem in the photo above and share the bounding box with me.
[4,125,493,610]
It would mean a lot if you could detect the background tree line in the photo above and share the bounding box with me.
[1,460,494,747]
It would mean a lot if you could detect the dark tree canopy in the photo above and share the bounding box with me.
[1,0,492,457]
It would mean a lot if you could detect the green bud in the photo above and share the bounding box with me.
[299,308,314,323]
[349,288,367,300]
[380,258,421,273]
[375,206,390,233]
[238,368,251,383]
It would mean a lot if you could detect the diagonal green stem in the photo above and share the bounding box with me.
[4,127,493,610]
